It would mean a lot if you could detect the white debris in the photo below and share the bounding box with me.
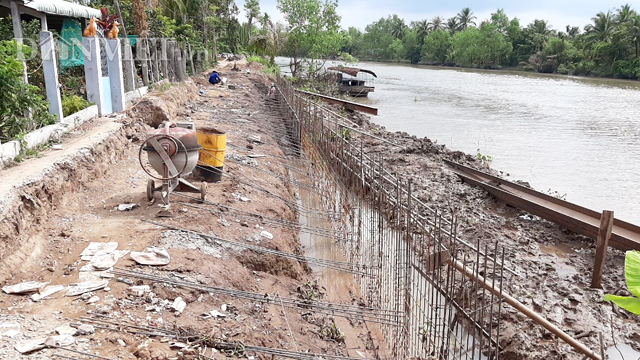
[80,250,129,271]
[203,310,227,319]
[117,339,126,347]
[0,322,20,338]
[130,247,171,266]
[221,304,227,311]
[87,296,100,304]
[79,242,119,261]
[247,135,261,143]
[76,324,95,335]
[260,231,273,240]
[2,281,48,294]
[117,203,139,211]
[170,342,188,349]
[44,335,75,347]
[51,144,64,150]
[14,337,47,354]
[67,280,109,297]
[55,325,77,336]
[129,285,150,296]
[171,297,186,314]
[31,285,65,302]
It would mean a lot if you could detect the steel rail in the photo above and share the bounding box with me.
[443,159,640,251]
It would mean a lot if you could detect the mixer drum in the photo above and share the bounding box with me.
[143,125,201,177]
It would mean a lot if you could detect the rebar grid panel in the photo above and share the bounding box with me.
[272,77,506,359]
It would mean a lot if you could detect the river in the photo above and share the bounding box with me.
[277,58,640,223]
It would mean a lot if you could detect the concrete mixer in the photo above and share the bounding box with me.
[139,122,207,216]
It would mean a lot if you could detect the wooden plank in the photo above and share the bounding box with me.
[295,89,378,115]
[591,210,614,288]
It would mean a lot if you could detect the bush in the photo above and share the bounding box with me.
[0,40,56,142]
[62,95,91,117]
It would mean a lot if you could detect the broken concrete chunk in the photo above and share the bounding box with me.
[130,247,171,266]
[76,324,95,336]
[2,281,49,294]
[260,231,273,240]
[31,285,65,302]
[203,310,227,319]
[129,285,150,296]
[55,325,77,336]
[15,337,47,354]
[247,135,261,143]
[45,335,75,347]
[171,297,186,314]
[117,339,126,346]
[0,322,21,338]
[117,203,139,211]
[87,296,100,304]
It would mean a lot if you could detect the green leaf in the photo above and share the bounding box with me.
[603,294,640,315]
[626,250,640,298]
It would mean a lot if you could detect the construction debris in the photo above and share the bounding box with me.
[31,285,65,301]
[0,322,20,337]
[67,279,109,296]
[130,247,171,266]
[2,281,48,294]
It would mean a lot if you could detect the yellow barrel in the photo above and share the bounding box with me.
[196,127,226,168]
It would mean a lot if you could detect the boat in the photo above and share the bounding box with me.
[328,66,377,97]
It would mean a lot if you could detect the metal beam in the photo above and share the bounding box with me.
[295,89,379,115]
[444,159,640,251]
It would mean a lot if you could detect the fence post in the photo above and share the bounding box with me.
[591,210,614,288]
[106,39,125,112]
[122,39,136,91]
[161,39,168,80]
[138,38,149,85]
[83,37,106,116]
[39,31,63,121]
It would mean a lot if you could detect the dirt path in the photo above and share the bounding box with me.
[0,63,381,360]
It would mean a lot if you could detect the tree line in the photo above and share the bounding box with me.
[341,6,640,79]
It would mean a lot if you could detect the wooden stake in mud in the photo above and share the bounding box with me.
[591,210,614,289]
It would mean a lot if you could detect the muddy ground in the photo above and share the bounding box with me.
[0,60,637,360]
[347,113,639,357]
[0,62,383,360]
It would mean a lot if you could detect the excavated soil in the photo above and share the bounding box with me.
[0,62,381,360]
[346,112,639,358]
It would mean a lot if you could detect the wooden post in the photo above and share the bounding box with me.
[591,210,614,288]
[149,40,159,83]
[175,44,185,82]
[167,41,175,81]
[39,31,63,121]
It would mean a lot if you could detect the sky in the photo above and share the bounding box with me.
[236,0,631,32]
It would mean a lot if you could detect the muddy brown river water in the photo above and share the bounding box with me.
[278,58,640,223]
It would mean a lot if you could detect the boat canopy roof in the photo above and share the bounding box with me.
[328,66,377,78]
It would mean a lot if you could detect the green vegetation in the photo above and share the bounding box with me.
[605,251,640,315]
[0,40,55,142]
[61,95,92,117]
[343,5,640,79]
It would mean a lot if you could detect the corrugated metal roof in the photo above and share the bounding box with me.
[24,0,101,19]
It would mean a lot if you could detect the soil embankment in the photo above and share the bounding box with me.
[346,112,638,358]
[0,63,379,359]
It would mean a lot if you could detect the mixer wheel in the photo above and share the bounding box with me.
[200,182,208,202]
[147,179,155,201]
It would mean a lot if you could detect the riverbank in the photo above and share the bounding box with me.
[0,62,381,359]
[343,109,639,358]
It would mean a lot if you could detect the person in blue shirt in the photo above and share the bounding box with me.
[209,71,221,85]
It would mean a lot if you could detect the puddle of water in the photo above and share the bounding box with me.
[539,244,575,258]
[607,344,640,360]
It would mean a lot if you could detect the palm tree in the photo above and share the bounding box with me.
[429,16,444,31]
[249,21,288,64]
[629,15,640,57]
[390,16,407,39]
[456,7,476,30]
[616,4,636,24]
[446,17,459,35]
[585,11,615,43]
[527,20,554,52]
[132,0,149,36]
[565,25,580,40]
[414,20,429,44]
